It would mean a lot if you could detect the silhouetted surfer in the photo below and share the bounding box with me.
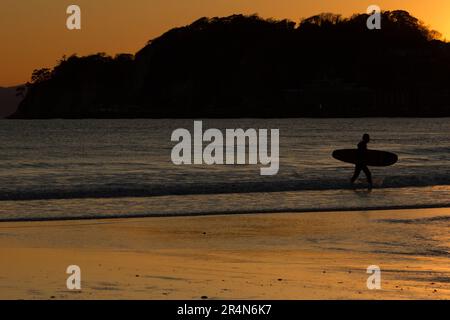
[351,134,373,189]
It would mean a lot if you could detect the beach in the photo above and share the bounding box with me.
[2,0,450,305]
[1,207,450,300]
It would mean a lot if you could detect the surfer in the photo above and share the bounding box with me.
[350,133,373,189]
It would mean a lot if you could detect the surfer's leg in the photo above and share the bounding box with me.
[351,165,362,183]
[362,166,373,187]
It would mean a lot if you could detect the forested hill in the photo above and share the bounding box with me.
[10,10,450,119]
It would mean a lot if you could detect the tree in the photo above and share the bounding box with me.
[31,68,52,84]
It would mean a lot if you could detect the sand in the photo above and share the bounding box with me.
[1,208,450,300]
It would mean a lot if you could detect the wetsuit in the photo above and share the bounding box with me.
[351,140,373,186]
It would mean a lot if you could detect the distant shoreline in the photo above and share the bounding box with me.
[11,12,450,119]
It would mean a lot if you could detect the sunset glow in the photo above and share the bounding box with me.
[2,0,450,86]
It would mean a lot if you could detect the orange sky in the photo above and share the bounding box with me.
[1,0,450,86]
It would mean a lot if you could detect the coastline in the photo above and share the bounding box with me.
[1,207,450,300]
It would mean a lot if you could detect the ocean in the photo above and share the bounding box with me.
[0,118,449,221]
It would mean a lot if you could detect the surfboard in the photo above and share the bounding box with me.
[332,149,398,167]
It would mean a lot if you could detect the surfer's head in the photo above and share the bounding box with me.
[362,133,370,143]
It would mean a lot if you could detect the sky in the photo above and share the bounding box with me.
[1,0,450,86]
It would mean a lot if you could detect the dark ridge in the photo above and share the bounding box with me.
[10,11,450,119]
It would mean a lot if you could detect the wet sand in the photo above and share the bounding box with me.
[1,208,450,300]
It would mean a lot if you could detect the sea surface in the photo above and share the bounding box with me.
[0,118,449,221]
